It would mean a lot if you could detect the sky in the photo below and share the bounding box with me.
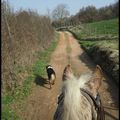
[4,0,117,16]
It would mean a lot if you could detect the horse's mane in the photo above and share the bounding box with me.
[62,72,93,120]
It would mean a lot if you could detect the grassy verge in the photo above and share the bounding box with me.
[79,40,118,53]
[2,32,60,120]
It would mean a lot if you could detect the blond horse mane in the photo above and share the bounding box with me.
[62,72,93,120]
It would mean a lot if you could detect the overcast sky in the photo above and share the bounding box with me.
[4,0,117,15]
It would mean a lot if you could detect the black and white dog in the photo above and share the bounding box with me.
[46,65,56,89]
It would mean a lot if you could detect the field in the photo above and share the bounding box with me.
[81,19,118,37]
[69,18,118,49]
[70,18,118,40]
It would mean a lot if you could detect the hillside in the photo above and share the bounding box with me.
[69,18,118,39]
[68,18,119,83]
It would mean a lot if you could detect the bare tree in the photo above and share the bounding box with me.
[52,4,70,21]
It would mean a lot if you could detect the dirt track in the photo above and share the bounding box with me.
[18,32,119,120]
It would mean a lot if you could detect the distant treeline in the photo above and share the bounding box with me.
[2,1,54,93]
[52,1,119,27]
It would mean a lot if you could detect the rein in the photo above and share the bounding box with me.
[80,88,105,120]
[56,89,105,120]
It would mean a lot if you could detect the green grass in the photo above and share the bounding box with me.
[68,18,119,53]
[79,40,96,53]
[2,32,60,120]
[69,18,118,39]
[81,18,118,37]
[96,40,119,50]
[80,40,119,53]
[2,105,20,120]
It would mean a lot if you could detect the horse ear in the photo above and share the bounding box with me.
[62,64,73,81]
[90,65,103,91]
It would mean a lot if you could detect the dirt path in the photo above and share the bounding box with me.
[19,32,118,120]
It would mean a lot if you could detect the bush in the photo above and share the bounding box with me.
[2,1,54,93]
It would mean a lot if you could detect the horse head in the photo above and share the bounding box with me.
[54,64,105,120]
